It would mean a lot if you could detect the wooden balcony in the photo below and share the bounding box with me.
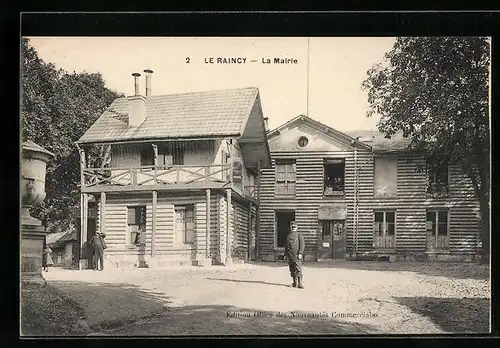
[244,185,257,199]
[81,164,231,193]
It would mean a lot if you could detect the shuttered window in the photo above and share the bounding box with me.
[427,157,449,196]
[374,156,397,197]
[175,205,195,244]
[275,159,296,196]
[373,211,396,249]
[127,206,146,245]
[426,210,449,251]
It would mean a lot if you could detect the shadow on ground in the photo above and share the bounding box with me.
[106,304,380,336]
[46,280,175,333]
[205,277,290,288]
[35,279,379,336]
[253,261,490,280]
[395,296,490,333]
[21,284,87,336]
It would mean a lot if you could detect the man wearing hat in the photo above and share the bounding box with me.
[284,221,305,289]
[90,231,107,271]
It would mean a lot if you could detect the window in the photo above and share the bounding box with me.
[324,159,345,196]
[140,144,185,167]
[175,205,195,245]
[140,148,154,166]
[427,157,449,196]
[298,136,309,147]
[275,159,296,196]
[373,211,396,249]
[426,210,449,251]
[127,206,146,246]
[374,156,397,197]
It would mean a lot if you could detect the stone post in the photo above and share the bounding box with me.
[21,141,54,289]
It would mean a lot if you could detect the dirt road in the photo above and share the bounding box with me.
[43,261,490,335]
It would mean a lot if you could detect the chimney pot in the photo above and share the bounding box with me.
[132,72,141,96]
[128,72,146,126]
[144,69,153,97]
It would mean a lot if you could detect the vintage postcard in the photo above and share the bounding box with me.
[20,35,491,336]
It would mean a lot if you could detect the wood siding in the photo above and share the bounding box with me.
[232,200,252,261]
[259,148,481,260]
[259,151,358,260]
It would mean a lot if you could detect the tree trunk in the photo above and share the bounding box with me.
[478,196,490,264]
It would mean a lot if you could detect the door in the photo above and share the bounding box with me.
[275,211,295,248]
[332,220,346,259]
[318,220,345,259]
[86,218,96,269]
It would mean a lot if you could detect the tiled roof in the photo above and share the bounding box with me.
[77,87,259,144]
[22,141,54,157]
[346,129,411,152]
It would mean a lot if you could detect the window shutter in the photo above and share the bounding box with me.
[185,207,195,243]
[233,158,243,181]
[140,207,146,225]
[287,163,296,181]
[127,207,137,225]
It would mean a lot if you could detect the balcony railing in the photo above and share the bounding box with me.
[426,235,449,251]
[373,235,395,249]
[83,164,231,188]
[244,185,257,199]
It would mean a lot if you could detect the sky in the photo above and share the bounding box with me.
[26,37,396,132]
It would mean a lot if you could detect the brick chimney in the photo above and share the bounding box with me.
[128,72,146,127]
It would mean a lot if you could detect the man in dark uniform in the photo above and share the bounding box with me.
[284,221,305,289]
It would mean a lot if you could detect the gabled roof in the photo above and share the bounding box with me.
[77,87,260,144]
[346,129,411,152]
[267,115,371,150]
[46,229,77,247]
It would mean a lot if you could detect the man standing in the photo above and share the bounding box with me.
[284,221,305,289]
[90,232,107,271]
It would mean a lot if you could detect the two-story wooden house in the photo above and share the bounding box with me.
[76,72,270,268]
[258,115,481,262]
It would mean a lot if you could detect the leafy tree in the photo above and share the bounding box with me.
[362,37,490,262]
[21,38,122,232]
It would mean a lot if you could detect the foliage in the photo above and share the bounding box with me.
[21,38,122,231]
[362,37,490,261]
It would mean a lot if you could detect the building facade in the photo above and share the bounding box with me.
[257,115,482,262]
[76,74,270,268]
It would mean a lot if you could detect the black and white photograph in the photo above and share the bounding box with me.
[20,34,491,336]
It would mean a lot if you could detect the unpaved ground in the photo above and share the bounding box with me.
[43,261,490,335]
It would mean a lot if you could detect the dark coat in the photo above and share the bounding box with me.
[284,231,305,256]
[90,234,106,250]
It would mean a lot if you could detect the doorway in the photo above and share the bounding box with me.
[318,220,345,259]
[86,218,96,269]
[275,211,295,248]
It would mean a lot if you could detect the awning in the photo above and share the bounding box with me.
[318,204,347,220]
